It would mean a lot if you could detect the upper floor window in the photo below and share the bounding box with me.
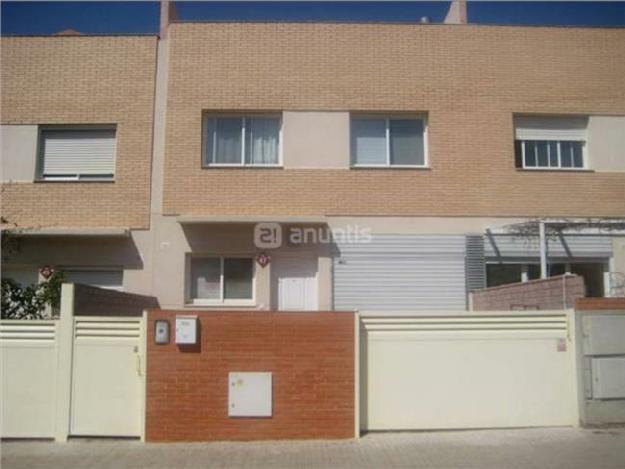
[203,115,281,167]
[39,127,116,181]
[351,116,426,167]
[514,116,587,170]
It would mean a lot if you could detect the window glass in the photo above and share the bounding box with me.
[548,141,558,167]
[245,117,280,165]
[389,119,424,165]
[572,141,584,168]
[351,118,387,165]
[536,141,549,167]
[223,258,253,300]
[211,117,242,164]
[486,264,523,287]
[560,141,573,168]
[190,258,221,300]
[524,141,537,167]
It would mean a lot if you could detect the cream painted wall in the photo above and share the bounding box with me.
[588,116,625,172]
[282,111,350,168]
[1,125,38,182]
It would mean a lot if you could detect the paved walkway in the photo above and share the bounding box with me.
[2,427,625,469]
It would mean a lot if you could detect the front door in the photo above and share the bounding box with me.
[275,256,318,311]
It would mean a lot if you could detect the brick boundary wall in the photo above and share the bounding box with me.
[576,297,625,311]
[146,310,355,441]
[73,284,159,317]
[471,275,585,311]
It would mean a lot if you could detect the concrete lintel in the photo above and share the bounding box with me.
[176,215,328,225]
[2,227,131,237]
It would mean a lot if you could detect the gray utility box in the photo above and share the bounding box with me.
[578,312,625,425]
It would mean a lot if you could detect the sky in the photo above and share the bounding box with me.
[1,1,624,36]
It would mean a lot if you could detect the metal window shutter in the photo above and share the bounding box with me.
[333,235,467,312]
[465,234,486,292]
[41,129,116,176]
[514,116,587,141]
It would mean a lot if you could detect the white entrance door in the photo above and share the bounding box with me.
[276,257,318,311]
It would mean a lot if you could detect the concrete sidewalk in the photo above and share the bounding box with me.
[2,427,625,469]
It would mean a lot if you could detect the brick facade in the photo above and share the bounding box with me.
[576,297,625,311]
[162,23,625,218]
[471,275,585,311]
[1,36,157,229]
[146,310,356,441]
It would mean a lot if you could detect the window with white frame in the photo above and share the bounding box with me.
[351,116,426,167]
[189,257,254,303]
[203,115,281,166]
[514,116,587,170]
[39,127,116,180]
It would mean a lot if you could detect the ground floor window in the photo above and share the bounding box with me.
[486,260,607,297]
[189,256,254,303]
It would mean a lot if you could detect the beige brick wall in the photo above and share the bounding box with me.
[163,23,625,217]
[1,36,157,229]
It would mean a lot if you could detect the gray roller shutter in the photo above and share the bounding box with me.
[333,235,466,312]
[40,128,116,179]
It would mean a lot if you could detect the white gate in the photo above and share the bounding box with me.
[70,316,144,437]
[0,320,58,438]
[361,311,579,431]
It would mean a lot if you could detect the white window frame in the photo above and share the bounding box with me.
[517,139,587,171]
[202,114,283,168]
[37,125,117,181]
[350,114,429,168]
[187,255,256,306]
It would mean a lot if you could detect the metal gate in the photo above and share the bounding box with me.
[70,316,144,437]
[360,311,579,431]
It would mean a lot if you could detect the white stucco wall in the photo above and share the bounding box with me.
[1,125,38,182]
[587,116,625,172]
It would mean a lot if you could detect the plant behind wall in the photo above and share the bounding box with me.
[1,269,64,319]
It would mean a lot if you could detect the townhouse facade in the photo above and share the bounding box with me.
[2,19,625,314]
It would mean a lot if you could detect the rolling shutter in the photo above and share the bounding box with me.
[514,116,587,141]
[41,129,116,178]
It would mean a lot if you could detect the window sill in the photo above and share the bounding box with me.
[517,168,594,173]
[351,165,430,170]
[36,178,115,183]
[203,164,283,169]
[186,300,256,308]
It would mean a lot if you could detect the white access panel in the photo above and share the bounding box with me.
[228,372,272,417]
[591,357,625,399]
[175,316,197,344]
[582,315,625,355]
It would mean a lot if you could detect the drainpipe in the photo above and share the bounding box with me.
[444,0,468,24]
[539,221,548,279]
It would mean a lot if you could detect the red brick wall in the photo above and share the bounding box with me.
[146,310,355,441]
[472,275,585,311]
[576,297,625,311]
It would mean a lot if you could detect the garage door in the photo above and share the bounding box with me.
[360,311,578,430]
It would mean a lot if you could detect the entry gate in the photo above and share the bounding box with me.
[70,316,144,437]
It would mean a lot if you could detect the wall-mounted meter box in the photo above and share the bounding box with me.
[154,320,169,344]
[175,315,197,344]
